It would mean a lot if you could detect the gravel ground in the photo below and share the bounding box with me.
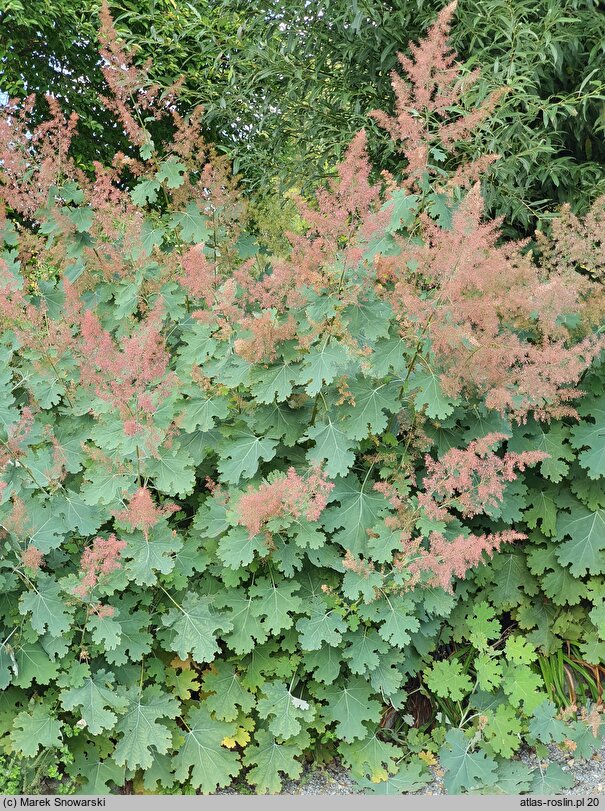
[221,739,605,796]
[519,738,605,797]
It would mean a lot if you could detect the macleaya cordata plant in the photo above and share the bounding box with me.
[369,0,505,195]
[0,1,603,795]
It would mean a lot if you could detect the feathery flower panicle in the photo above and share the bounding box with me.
[0,95,79,217]
[114,487,180,539]
[342,551,376,579]
[0,408,34,474]
[370,1,502,191]
[97,1,178,147]
[5,496,27,540]
[375,183,601,420]
[304,468,337,522]
[409,529,525,592]
[91,603,116,618]
[0,266,60,357]
[372,480,405,511]
[21,546,44,572]
[169,106,208,163]
[418,433,547,521]
[399,2,461,110]
[180,244,217,305]
[536,195,605,283]
[233,312,298,363]
[76,300,174,430]
[236,467,334,537]
[295,131,382,243]
[236,477,292,538]
[239,131,388,326]
[74,534,127,598]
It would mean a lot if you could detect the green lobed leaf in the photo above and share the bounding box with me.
[509,420,575,483]
[528,700,567,744]
[570,394,605,479]
[354,760,430,794]
[295,598,347,651]
[408,364,459,419]
[174,706,240,793]
[256,681,315,739]
[161,592,232,664]
[302,417,357,478]
[10,705,62,758]
[103,597,153,666]
[424,659,473,702]
[18,573,73,638]
[316,678,382,742]
[178,393,229,432]
[249,577,303,635]
[72,751,125,795]
[298,341,350,396]
[156,157,187,189]
[531,763,575,793]
[217,429,278,484]
[243,729,306,794]
[131,179,161,206]
[123,527,182,586]
[249,360,302,404]
[12,642,59,688]
[113,686,179,771]
[202,662,256,722]
[338,725,400,780]
[343,628,387,675]
[214,589,268,655]
[556,502,605,575]
[169,202,211,243]
[87,610,122,650]
[143,444,196,497]
[440,729,498,794]
[501,662,545,712]
[322,474,390,556]
[60,668,128,734]
[483,704,522,758]
[359,595,420,648]
[340,379,401,440]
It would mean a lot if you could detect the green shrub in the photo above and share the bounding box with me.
[0,6,603,795]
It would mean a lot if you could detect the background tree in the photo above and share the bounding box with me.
[2,0,605,233]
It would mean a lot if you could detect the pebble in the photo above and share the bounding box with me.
[219,736,605,795]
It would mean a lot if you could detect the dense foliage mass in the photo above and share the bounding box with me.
[2,0,605,233]
[0,3,604,795]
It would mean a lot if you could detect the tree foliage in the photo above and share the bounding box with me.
[2,0,605,232]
